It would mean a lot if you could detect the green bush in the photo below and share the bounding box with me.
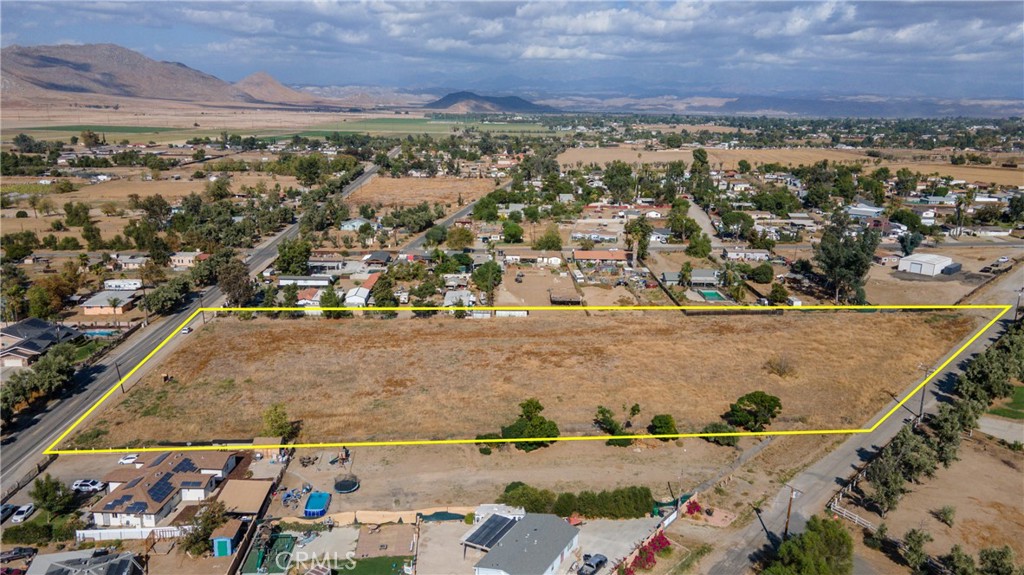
[648,414,678,439]
[15,210,29,218]
[499,482,654,519]
[701,422,739,447]
[463,512,475,525]
[1,522,53,545]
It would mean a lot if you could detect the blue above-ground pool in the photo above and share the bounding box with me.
[304,492,331,518]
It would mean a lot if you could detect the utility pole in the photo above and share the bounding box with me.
[916,363,936,427]
[115,360,124,394]
[783,484,802,540]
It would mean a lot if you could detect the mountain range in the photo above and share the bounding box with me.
[2,43,1021,117]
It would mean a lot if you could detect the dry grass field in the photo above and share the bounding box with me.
[557,147,1024,185]
[345,176,494,211]
[72,311,974,448]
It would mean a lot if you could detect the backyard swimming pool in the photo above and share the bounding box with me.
[699,289,728,302]
[304,491,331,518]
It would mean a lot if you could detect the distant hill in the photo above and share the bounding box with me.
[423,91,558,113]
[234,71,316,104]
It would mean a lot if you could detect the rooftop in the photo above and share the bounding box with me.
[473,514,578,575]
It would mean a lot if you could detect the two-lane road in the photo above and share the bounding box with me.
[0,161,383,485]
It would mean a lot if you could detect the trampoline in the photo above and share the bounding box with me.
[334,474,360,494]
[304,492,331,518]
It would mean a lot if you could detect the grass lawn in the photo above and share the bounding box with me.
[74,340,111,362]
[988,385,1024,420]
[333,556,413,575]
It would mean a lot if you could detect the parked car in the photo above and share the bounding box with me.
[0,547,36,564]
[578,554,608,575]
[180,326,194,334]
[1,567,27,575]
[980,266,993,274]
[9,504,34,524]
[72,479,107,493]
[118,453,139,465]
[0,504,17,523]
[996,256,1010,263]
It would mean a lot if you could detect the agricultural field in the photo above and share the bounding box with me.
[557,146,1024,185]
[300,117,553,136]
[344,175,494,211]
[68,311,975,449]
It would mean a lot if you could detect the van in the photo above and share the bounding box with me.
[786,297,803,307]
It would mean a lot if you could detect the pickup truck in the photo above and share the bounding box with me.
[0,547,37,564]
[578,554,608,575]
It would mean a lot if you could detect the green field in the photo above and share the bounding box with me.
[989,385,1024,420]
[331,556,413,575]
[22,124,178,133]
[301,117,553,136]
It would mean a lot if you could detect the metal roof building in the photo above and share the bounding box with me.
[472,514,579,575]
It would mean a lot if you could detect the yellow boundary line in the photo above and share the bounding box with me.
[44,304,1012,455]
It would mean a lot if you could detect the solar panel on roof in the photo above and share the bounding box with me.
[173,458,198,473]
[124,477,142,489]
[125,501,149,513]
[180,481,203,488]
[103,495,133,510]
[464,515,518,550]
[150,453,170,467]
[147,473,177,503]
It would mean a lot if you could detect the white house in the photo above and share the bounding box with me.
[471,514,579,575]
[278,276,333,288]
[344,287,371,307]
[169,251,201,269]
[722,248,771,261]
[898,253,952,277]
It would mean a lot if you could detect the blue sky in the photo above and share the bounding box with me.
[2,1,1022,99]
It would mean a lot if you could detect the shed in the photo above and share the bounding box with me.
[217,480,274,516]
[897,253,952,277]
[211,519,244,557]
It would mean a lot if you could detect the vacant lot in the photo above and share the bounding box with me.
[345,176,493,211]
[859,436,1024,559]
[865,246,1018,305]
[71,311,974,448]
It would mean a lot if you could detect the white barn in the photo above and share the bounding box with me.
[897,253,952,277]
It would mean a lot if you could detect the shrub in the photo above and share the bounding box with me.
[53,516,86,541]
[648,414,678,439]
[1,522,53,545]
[499,482,654,519]
[479,447,492,455]
[764,355,796,378]
[463,512,474,525]
[15,210,28,218]
[937,505,955,527]
[700,422,739,446]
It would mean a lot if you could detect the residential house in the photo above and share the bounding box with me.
[649,228,672,243]
[344,287,371,307]
[845,203,885,221]
[338,218,374,232]
[556,193,575,204]
[469,514,580,575]
[103,279,143,291]
[169,251,201,269]
[364,251,392,266]
[94,451,240,528]
[25,550,143,575]
[216,479,274,518]
[571,250,630,265]
[444,290,476,307]
[873,251,902,266]
[499,249,562,267]
[0,318,83,368]
[721,248,771,261]
[109,254,150,271]
[80,290,138,316]
[910,207,937,226]
[278,276,333,288]
[690,269,722,287]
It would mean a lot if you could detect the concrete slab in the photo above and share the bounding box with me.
[575,517,663,570]
[416,522,478,575]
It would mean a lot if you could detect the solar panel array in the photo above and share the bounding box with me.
[147,473,176,503]
[125,501,149,514]
[151,453,170,466]
[180,480,203,488]
[124,477,143,489]
[104,494,133,511]
[464,515,518,550]
[173,458,198,473]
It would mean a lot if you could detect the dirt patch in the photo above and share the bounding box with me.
[73,311,974,448]
[345,176,493,213]
[865,246,1018,305]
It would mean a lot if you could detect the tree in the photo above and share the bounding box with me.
[979,546,1017,575]
[179,500,228,556]
[750,263,774,284]
[192,148,206,161]
[624,216,653,260]
[319,288,345,319]
[929,403,964,467]
[500,398,560,452]
[425,225,447,246]
[603,160,635,204]
[763,516,853,575]
[533,225,563,251]
[472,260,503,303]
[903,528,933,575]
[262,403,293,438]
[29,474,75,522]
[700,422,739,446]
[27,285,59,319]
[80,130,101,148]
[937,505,956,527]
[276,237,311,276]
[814,211,879,303]
[502,221,524,243]
[725,391,781,432]
[142,276,191,315]
[648,414,677,439]
[769,283,789,304]
[218,259,254,306]
[446,226,474,250]
[866,448,905,516]
[738,159,752,174]
[940,545,977,575]
[899,232,924,256]
[686,232,712,258]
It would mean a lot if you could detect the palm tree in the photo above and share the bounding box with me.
[953,190,976,238]
[106,297,123,312]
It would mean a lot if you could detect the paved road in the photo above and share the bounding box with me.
[403,178,512,251]
[705,268,1022,574]
[0,162,382,486]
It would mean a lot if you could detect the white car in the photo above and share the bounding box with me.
[996,256,1010,263]
[180,327,194,334]
[10,504,34,524]
[72,479,107,493]
[117,454,139,465]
